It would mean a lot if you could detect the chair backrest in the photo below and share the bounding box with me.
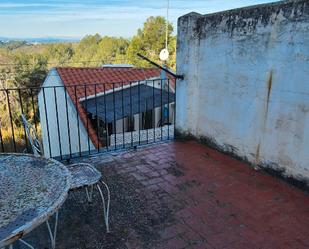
[21,114,43,156]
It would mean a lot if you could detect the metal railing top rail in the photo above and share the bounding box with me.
[0,78,174,91]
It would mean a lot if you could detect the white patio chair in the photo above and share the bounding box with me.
[20,115,110,248]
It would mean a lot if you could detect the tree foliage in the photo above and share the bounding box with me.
[0,53,48,130]
[126,16,176,69]
[70,35,129,66]
[44,43,74,65]
[11,53,48,88]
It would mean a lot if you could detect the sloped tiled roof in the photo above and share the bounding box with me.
[56,67,166,98]
[55,67,174,149]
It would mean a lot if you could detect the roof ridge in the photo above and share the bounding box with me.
[56,66,158,70]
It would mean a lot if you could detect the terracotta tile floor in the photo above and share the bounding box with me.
[22,140,309,249]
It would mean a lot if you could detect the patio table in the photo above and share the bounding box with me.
[0,153,71,248]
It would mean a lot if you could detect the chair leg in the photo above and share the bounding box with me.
[96,180,110,233]
[46,211,59,249]
[19,239,35,249]
[85,185,94,203]
[2,239,34,249]
[85,187,91,203]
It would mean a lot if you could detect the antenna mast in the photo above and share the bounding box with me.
[165,0,169,50]
[159,0,170,62]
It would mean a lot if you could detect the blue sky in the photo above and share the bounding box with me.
[0,0,278,39]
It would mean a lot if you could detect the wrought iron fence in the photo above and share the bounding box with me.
[0,78,175,160]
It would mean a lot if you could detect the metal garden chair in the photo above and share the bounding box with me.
[20,115,110,247]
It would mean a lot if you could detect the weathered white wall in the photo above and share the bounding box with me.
[176,0,309,184]
[38,69,95,158]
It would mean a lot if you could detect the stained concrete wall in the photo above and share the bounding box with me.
[176,0,309,185]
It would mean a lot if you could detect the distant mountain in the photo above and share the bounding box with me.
[0,37,80,44]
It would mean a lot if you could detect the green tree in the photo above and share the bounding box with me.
[44,43,74,65]
[0,53,47,133]
[96,36,129,64]
[126,16,176,70]
[72,34,102,66]
[11,53,48,89]
[70,35,129,66]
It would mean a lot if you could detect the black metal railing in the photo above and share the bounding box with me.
[0,78,175,160]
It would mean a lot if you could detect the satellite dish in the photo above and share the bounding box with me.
[159,48,169,61]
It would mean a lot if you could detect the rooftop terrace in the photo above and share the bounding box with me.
[1,1,308,249]
[18,140,309,249]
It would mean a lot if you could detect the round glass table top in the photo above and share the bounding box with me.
[0,154,71,247]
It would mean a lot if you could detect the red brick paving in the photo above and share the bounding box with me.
[111,140,309,249]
